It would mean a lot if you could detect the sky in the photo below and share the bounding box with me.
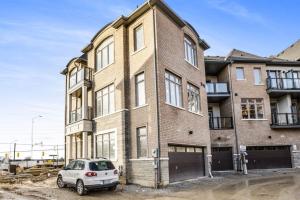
[0,0,299,159]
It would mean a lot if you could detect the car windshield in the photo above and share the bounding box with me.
[89,161,115,171]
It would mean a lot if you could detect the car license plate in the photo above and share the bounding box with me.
[104,179,111,184]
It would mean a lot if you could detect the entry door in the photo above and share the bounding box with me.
[208,107,214,128]
[268,71,278,88]
[212,147,233,171]
[285,71,293,89]
[293,71,300,88]
[291,101,298,124]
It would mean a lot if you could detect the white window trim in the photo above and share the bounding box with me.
[96,36,115,72]
[136,126,148,159]
[133,24,145,53]
[241,98,265,119]
[135,72,146,107]
[187,83,201,114]
[253,68,263,85]
[94,128,118,162]
[236,67,245,80]
[184,37,197,67]
[95,84,115,117]
[165,71,183,108]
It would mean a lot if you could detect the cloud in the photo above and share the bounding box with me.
[206,0,266,25]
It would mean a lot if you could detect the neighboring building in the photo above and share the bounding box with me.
[277,39,300,61]
[206,49,300,171]
[61,0,211,187]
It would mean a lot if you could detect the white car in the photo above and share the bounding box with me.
[57,159,119,195]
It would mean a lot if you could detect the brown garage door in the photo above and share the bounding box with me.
[212,147,233,171]
[168,145,205,183]
[246,146,292,169]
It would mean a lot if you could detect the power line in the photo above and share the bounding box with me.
[0,149,64,154]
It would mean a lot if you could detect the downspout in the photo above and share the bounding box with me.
[148,0,161,188]
[64,74,67,165]
[228,62,240,171]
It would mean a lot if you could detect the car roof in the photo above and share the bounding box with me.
[72,158,110,162]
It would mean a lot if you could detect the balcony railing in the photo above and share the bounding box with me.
[267,77,300,90]
[69,108,82,124]
[271,113,300,127]
[206,83,229,94]
[69,68,92,88]
[209,117,233,130]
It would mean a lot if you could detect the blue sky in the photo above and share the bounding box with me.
[0,0,299,158]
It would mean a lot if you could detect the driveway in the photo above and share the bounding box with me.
[0,170,299,200]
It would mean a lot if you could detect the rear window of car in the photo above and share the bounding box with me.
[89,161,115,171]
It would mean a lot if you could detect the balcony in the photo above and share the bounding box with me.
[68,68,92,93]
[209,117,233,130]
[271,113,300,129]
[66,107,93,135]
[266,78,300,98]
[206,82,230,102]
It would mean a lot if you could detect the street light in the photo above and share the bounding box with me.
[9,140,18,160]
[31,115,43,158]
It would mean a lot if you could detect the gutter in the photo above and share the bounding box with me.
[148,0,161,189]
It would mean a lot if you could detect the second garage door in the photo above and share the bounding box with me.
[246,146,292,169]
[168,145,205,183]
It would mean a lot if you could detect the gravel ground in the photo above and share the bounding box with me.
[0,169,299,200]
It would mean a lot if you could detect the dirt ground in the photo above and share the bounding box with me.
[0,169,299,200]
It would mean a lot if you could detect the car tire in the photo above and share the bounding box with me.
[57,176,66,188]
[76,180,86,196]
[108,185,117,191]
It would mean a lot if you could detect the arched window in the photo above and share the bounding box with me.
[96,36,114,71]
[184,36,197,67]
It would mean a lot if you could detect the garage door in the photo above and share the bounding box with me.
[168,145,205,183]
[246,146,292,169]
[212,147,233,171]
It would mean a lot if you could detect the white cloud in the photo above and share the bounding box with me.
[207,0,266,25]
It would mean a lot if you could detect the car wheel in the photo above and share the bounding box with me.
[57,176,66,188]
[108,185,117,191]
[76,180,86,196]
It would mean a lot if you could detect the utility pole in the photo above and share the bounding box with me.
[13,143,16,161]
[31,115,43,158]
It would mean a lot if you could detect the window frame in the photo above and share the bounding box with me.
[133,24,144,52]
[135,72,146,107]
[165,70,183,108]
[187,83,201,113]
[236,67,245,80]
[184,36,197,67]
[95,36,115,71]
[94,129,117,161]
[241,98,264,119]
[95,84,115,117]
[136,126,148,158]
[253,67,262,85]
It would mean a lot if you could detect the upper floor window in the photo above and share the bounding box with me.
[241,98,264,119]
[187,83,200,113]
[96,36,114,71]
[253,68,262,85]
[137,127,147,158]
[96,84,115,117]
[236,67,245,80]
[134,24,144,52]
[184,36,197,66]
[135,72,146,106]
[69,68,78,88]
[165,71,182,107]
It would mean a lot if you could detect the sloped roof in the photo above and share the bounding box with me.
[227,49,266,60]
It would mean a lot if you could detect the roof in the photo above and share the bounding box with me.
[82,0,209,53]
[205,48,300,66]
[60,54,87,75]
[277,39,300,61]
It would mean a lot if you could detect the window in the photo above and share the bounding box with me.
[236,67,245,80]
[89,161,115,171]
[135,72,146,106]
[253,68,262,85]
[241,98,264,119]
[96,131,116,160]
[187,83,200,113]
[137,127,147,158]
[69,68,78,88]
[165,71,182,107]
[96,84,115,116]
[96,36,114,71]
[73,161,85,170]
[134,24,144,51]
[184,36,197,66]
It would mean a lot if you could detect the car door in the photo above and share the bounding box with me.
[69,161,85,185]
[63,161,76,184]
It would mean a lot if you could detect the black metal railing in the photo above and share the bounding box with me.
[206,82,229,94]
[209,117,233,129]
[69,68,92,88]
[266,77,300,90]
[271,113,300,126]
[69,108,82,123]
